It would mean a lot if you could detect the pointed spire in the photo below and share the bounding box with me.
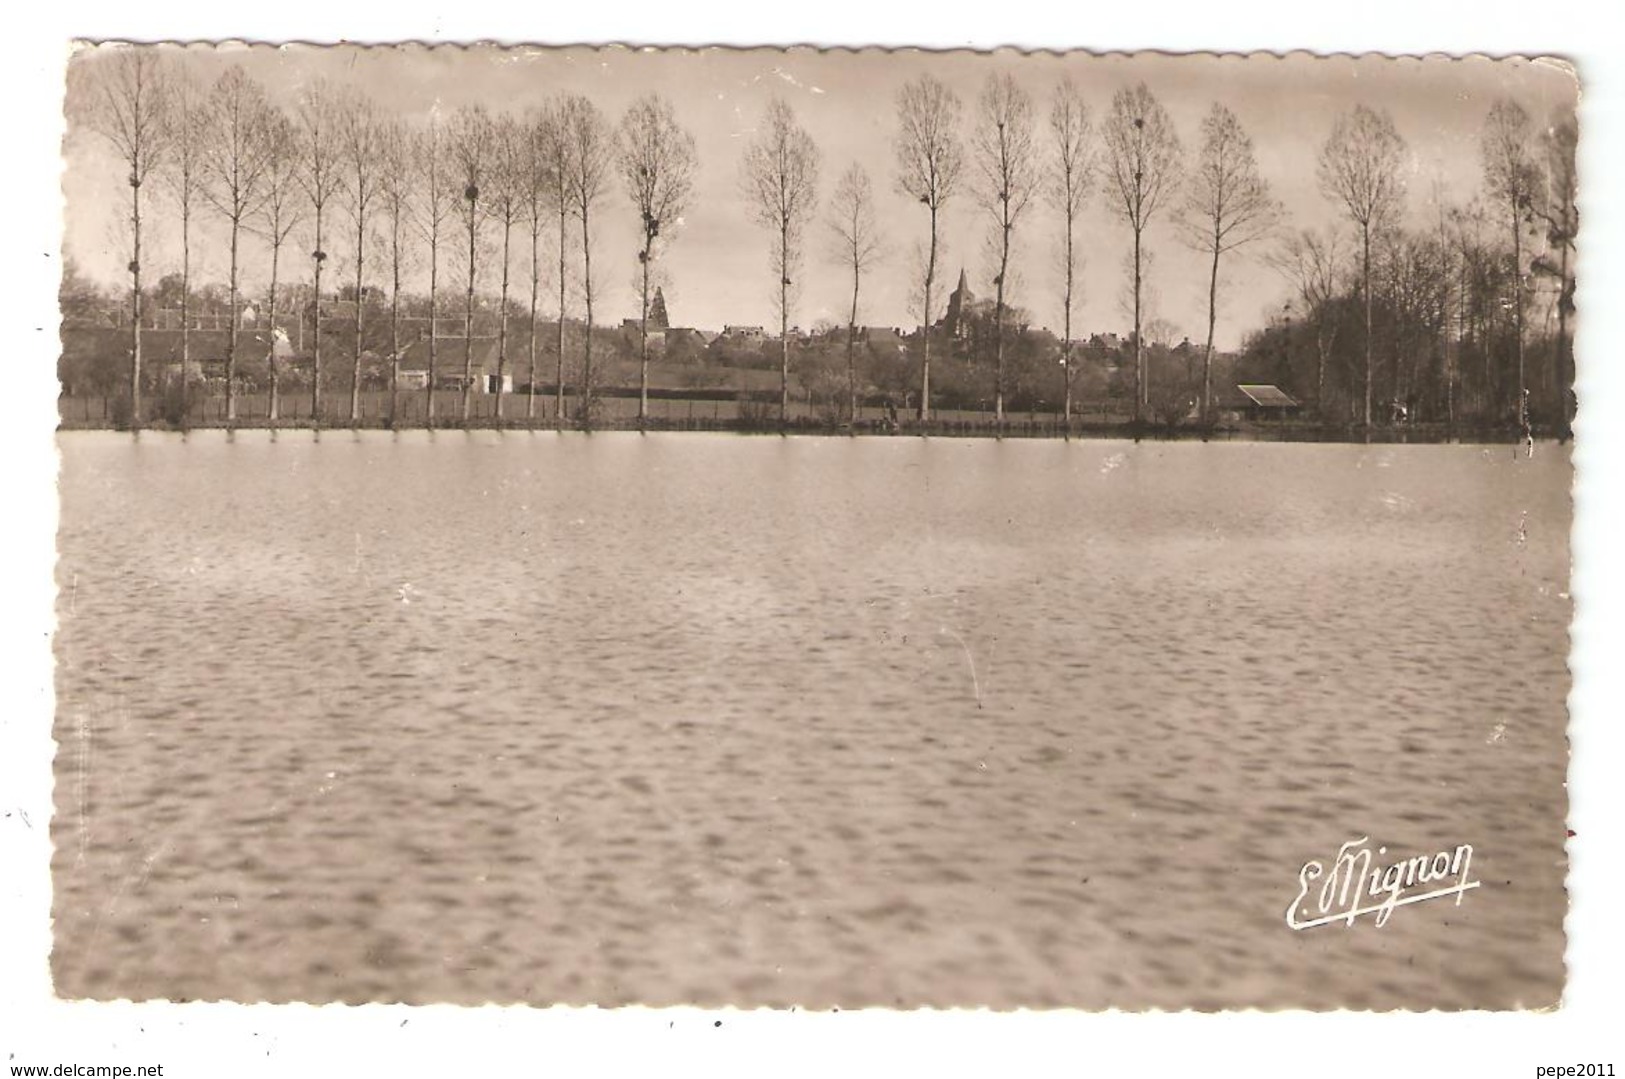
[956,267,968,293]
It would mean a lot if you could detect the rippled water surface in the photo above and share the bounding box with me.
[52,431,1571,1008]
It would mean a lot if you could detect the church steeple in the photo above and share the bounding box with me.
[941,267,974,339]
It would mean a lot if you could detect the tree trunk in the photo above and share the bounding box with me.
[1400,281,1417,415]
[389,219,401,429]
[1556,240,1571,425]
[427,227,438,426]
[847,263,860,426]
[226,220,240,425]
[496,218,511,421]
[919,203,937,423]
[130,178,143,429]
[1511,203,1526,417]
[1462,260,1475,429]
[581,206,595,425]
[351,212,365,425]
[463,210,476,426]
[994,233,1009,426]
[268,242,281,423]
[1316,329,1330,417]
[780,220,790,429]
[1441,279,1454,430]
[638,244,651,424]
[1362,225,1373,430]
[1132,226,1143,424]
[556,204,567,425]
[1202,240,1220,426]
[1062,213,1074,426]
[527,222,540,422]
[312,203,324,428]
[180,202,191,368]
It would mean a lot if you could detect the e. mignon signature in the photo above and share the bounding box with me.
[1286,836,1480,930]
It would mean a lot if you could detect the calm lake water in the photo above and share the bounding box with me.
[52,431,1571,1009]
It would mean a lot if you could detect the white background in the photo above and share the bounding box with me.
[2,3,1620,1077]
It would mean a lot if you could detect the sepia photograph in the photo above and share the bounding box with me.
[5,0,1623,1069]
[45,41,1584,1015]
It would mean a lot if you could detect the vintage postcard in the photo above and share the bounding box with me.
[49,42,1577,1012]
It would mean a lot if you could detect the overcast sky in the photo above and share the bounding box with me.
[62,44,1577,349]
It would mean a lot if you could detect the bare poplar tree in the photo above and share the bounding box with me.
[828,163,883,425]
[484,114,528,422]
[972,74,1039,424]
[619,93,698,423]
[1102,82,1183,425]
[894,75,963,422]
[1481,98,1540,419]
[254,108,302,423]
[1181,102,1281,424]
[413,112,453,425]
[743,97,822,427]
[536,102,574,423]
[1449,198,1498,417]
[295,79,343,425]
[162,69,205,373]
[449,104,494,426]
[81,49,171,426]
[521,109,548,422]
[1534,112,1578,417]
[336,88,384,426]
[1269,227,1345,410]
[1048,78,1093,425]
[1428,182,1460,427]
[377,118,412,427]
[202,65,277,426]
[562,96,614,424]
[1318,103,1407,430]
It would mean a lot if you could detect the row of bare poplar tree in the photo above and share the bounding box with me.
[77,50,695,428]
[76,48,1575,431]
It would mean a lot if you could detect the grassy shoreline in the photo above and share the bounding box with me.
[57,387,1569,443]
[57,410,1561,444]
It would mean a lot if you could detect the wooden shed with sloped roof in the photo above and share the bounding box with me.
[1215,383,1303,423]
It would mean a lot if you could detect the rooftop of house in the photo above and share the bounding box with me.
[1236,384,1301,408]
[397,336,510,373]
